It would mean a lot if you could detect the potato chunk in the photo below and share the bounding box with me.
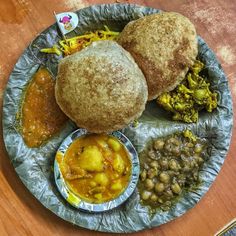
[113,153,125,174]
[94,173,109,186]
[111,181,122,191]
[78,146,104,172]
[94,193,102,200]
[108,138,121,151]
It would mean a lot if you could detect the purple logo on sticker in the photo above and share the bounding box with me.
[59,15,73,31]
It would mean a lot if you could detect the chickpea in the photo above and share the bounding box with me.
[155,182,165,193]
[169,159,179,171]
[172,139,180,146]
[152,177,158,184]
[150,161,159,169]
[168,137,180,146]
[171,183,182,194]
[140,169,147,181]
[154,140,164,150]
[159,172,170,184]
[164,143,173,152]
[145,179,155,190]
[143,163,150,170]
[141,190,152,200]
[148,150,156,160]
[150,193,158,202]
[155,151,161,159]
[147,168,158,178]
[160,159,168,169]
[172,146,180,156]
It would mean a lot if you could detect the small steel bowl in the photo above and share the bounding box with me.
[54,128,139,212]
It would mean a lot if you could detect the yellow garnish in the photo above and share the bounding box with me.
[40,26,119,56]
[40,45,61,56]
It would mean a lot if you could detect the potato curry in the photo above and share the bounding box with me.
[57,134,131,203]
[21,68,67,147]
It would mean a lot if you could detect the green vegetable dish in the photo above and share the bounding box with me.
[138,130,208,211]
[157,60,218,123]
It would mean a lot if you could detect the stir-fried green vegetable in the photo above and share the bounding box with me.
[157,60,218,123]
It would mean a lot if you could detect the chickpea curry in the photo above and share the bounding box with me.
[57,134,131,203]
[21,68,67,148]
[138,130,208,211]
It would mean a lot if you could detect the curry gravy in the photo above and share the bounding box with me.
[22,68,67,147]
[57,134,131,203]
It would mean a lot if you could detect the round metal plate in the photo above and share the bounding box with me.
[2,4,233,233]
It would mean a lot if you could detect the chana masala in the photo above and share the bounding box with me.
[21,68,67,147]
[57,134,131,203]
[138,130,208,211]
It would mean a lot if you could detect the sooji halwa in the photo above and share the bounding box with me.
[138,130,208,211]
[56,134,131,203]
[21,68,67,147]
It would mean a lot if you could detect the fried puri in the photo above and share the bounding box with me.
[117,12,198,100]
[55,40,148,133]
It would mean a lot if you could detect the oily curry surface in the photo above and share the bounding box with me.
[57,134,132,203]
[21,68,67,147]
